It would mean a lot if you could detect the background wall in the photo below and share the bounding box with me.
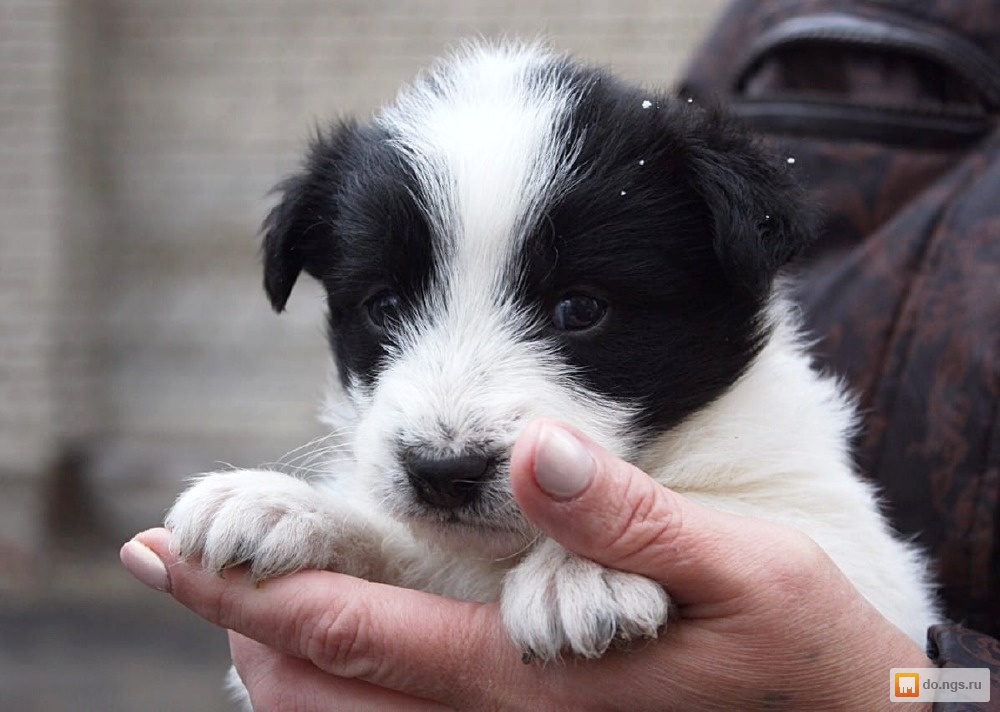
[0,1,725,709]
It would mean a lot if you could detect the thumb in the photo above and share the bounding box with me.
[510,419,788,608]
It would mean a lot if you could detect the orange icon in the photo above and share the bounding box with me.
[895,672,920,698]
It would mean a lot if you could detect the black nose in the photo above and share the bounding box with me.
[404,452,493,509]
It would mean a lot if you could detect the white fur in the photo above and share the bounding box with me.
[638,301,937,644]
[166,42,938,709]
[169,297,937,654]
[377,40,585,262]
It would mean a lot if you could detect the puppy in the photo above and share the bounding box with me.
[166,40,938,688]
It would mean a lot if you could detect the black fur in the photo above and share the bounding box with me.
[510,68,816,434]
[262,123,435,387]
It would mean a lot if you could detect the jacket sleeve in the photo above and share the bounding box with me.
[928,624,1000,711]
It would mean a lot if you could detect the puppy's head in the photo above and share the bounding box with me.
[262,43,814,554]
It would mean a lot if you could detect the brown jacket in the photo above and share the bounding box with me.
[681,0,999,702]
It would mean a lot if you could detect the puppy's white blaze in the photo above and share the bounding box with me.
[362,42,628,466]
[378,41,583,296]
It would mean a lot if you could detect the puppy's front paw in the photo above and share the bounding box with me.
[500,539,670,662]
[166,469,373,581]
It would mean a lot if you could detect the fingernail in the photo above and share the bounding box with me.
[534,425,595,499]
[120,539,171,592]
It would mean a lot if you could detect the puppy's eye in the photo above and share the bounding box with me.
[552,293,607,331]
[365,291,403,330]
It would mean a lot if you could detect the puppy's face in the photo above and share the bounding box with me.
[262,45,812,555]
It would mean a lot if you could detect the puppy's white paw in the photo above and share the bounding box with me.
[225,665,252,712]
[166,469,376,581]
[500,539,670,662]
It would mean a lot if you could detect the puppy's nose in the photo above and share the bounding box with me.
[405,452,493,509]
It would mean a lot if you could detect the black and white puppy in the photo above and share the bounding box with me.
[167,42,938,677]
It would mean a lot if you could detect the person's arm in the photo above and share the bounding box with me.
[122,420,932,711]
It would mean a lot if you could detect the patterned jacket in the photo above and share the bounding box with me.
[681,1,1000,706]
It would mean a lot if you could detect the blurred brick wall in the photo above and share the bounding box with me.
[0,0,63,567]
[0,0,726,561]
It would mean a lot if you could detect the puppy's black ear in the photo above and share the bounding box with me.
[262,121,356,312]
[685,111,816,295]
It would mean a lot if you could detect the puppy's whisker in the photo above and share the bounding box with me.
[284,444,351,467]
[278,441,353,469]
[491,531,542,563]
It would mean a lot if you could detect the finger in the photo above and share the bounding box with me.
[121,529,545,708]
[509,419,809,607]
[229,632,453,711]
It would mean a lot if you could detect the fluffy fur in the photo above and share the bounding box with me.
[166,41,939,702]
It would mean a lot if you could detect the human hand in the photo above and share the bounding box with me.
[121,419,932,710]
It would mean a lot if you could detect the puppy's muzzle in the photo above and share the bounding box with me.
[404,452,493,509]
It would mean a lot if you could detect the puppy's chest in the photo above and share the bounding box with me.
[396,548,511,603]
